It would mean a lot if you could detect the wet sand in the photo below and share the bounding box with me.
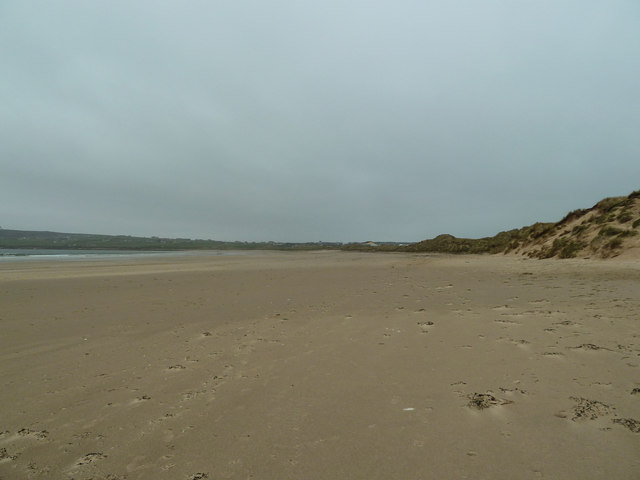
[1,251,639,479]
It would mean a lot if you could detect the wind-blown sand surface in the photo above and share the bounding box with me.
[1,251,639,479]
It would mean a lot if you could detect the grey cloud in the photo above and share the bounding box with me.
[1,1,639,241]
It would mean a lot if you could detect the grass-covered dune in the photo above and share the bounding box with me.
[397,190,640,258]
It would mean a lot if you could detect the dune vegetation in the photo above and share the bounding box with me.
[352,189,640,259]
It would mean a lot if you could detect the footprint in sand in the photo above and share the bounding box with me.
[467,392,513,410]
[130,395,151,405]
[542,351,565,358]
[0,447,18,461]
[416,321,434,333]
[500,338,530,349]
[556,397,640,433]
[494,318,521,326]
[569,343,609,352]
[568,396,615,421]
[17,428,49,440]
[71,431,103,441]
[499,385,528,396]
[590,381,613,389]
[553,320,581,327]
[188,473,209,479]
[528,298,548,304]
[0,428,50,461]
[181,390,205,401]
[75,452,107,466]
[450,381,467,395]
[166,364,186,371]
[612,418,640,433]
[492,305,512,312]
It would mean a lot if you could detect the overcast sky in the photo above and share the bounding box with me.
[1,1,639,242]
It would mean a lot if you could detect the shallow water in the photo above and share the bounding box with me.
[0,248,242,262]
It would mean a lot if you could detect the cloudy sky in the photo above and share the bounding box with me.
[1,1,639,242]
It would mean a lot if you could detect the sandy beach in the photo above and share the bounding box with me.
[1,251,639,479]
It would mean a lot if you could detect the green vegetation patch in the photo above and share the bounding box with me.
[572,224,589,236]
[527,222,555,239]
[538,238,585,259]
[559,240,586,258]
[594,213,618,224]
[605,238,623,250]
[618,211,633,223]
[595,196,626,212]
[598,226,638,238]
[598,226,625,237]
[558,209,588,225]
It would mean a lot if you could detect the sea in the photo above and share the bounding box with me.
[0,249,242,262]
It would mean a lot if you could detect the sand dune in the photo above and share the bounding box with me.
[1,252,639,479]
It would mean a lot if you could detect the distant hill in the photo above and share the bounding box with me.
[0,229,342,251]
[402,190,640,259]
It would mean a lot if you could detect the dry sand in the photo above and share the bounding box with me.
[1,251,639,479]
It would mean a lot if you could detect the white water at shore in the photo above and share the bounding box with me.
[0,249,246,262]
